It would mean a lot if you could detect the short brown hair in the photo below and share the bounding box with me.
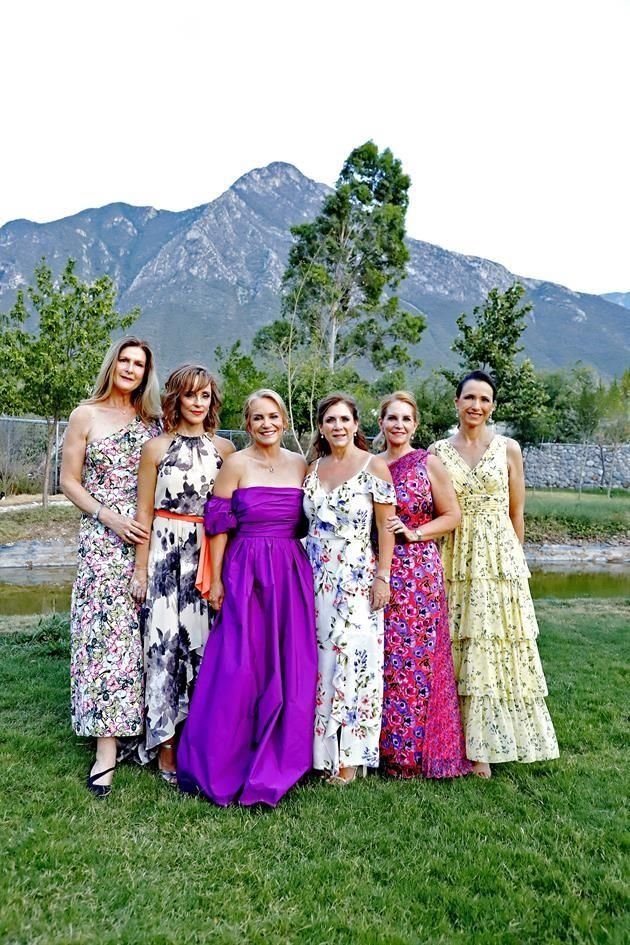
[161,364,222,434]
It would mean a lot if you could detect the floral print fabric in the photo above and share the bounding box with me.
[303,460,396,775]
[70,418,159,737]
[142,434,222,755]
[433,436,559,763]
[380,450,471,778]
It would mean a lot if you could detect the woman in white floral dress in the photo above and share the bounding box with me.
[431,370,559,778]
[61,337,161,796]
[303,393,396,784]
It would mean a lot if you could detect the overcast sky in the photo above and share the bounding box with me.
[1,0,627,295]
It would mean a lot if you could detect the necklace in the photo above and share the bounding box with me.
[250,450,276,473]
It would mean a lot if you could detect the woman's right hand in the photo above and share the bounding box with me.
[101,508,150,545]
[208,578,225,612]
[130,567,148,602]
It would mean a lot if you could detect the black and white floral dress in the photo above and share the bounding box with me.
[143,434,223,755]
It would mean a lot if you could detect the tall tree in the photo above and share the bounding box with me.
[214,341,266,432]
[445,282,550,445]
[0,258,139,508]
[254,140,425,441]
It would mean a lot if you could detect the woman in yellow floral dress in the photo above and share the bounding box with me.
[431,371,558,778]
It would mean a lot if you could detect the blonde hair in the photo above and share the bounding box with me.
[378,390,418,421]
[374,390,418,452]
[85,336,161,422]
[243,389,289,430]
[162,364,222,434]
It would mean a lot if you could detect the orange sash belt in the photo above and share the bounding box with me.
[153,509,212,601]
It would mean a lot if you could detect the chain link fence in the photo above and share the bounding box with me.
[0,416,67,495]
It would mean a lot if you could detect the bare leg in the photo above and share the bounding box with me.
[89,736,117,787]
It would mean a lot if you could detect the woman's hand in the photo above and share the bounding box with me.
[101,507,150,545]
[385,514,413,542]
[370,576,391,611]
[208,578,225,612]
[130,567,148,602]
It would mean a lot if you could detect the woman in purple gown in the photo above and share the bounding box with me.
[177,389,318,807]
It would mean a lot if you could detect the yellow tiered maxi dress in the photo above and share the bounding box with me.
[432,436,559,764]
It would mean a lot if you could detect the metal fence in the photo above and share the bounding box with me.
[0,418,260,495]
[0,416,68,494]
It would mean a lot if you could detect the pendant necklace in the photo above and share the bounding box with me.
[252,450,275,473]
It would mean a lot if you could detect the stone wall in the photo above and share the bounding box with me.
[523,443,630,489]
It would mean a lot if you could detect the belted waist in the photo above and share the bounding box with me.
[237,524,301,538]
[459,495,507,513]
[154,509,203,523]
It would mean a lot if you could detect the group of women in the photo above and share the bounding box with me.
[61,336,558,803]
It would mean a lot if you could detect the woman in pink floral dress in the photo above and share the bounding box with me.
[378,392,470,779]
[61,337,161,796]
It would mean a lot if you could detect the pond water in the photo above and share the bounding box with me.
[0,565,628,616]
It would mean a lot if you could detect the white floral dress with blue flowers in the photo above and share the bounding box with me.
[303,458,396,775]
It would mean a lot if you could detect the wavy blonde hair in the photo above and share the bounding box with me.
[161,364,222,434]
[85,336,161,422]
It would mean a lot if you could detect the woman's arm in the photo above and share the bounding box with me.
[207,455,242,611]
[60,406,150,545]
[372,499,395,611]
[506,438,526,544]
[366,456,395,610]
[386,455,461,543]
[59,407,101,517]
[131,438,166,601]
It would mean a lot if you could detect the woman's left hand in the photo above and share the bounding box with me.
[385,514,412,542]
[371,577,390,611]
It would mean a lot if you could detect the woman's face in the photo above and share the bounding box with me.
[113,346,147,395]
[379,399,417,448]
[455,380,495,426]
[248,397,285,446]
[179,382,214,426]
[320,401,358,450]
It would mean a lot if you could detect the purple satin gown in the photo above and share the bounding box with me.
[177,487,318,807]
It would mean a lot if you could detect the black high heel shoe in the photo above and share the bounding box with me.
[86,764,116,798]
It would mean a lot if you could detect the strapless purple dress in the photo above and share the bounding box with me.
[177,487,317,807]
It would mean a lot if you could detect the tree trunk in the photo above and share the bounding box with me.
[42,418,55,512]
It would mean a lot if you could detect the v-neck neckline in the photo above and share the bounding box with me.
[315,455,372,496]
[446,435,498,473]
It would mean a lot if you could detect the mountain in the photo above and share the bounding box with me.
[602,291,630,310]
[1,162,628,377]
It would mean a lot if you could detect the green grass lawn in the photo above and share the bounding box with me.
[525,489,629,542]
[1,491,628,546]
[0,601,628,944]
[0,505,80,544]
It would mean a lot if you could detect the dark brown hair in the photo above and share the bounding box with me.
[455,370,497,401]
[161,364,222,434]
[310,392,370,458]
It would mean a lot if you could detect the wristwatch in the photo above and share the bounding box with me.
[92,503,102,522]
[413,528,424,542]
